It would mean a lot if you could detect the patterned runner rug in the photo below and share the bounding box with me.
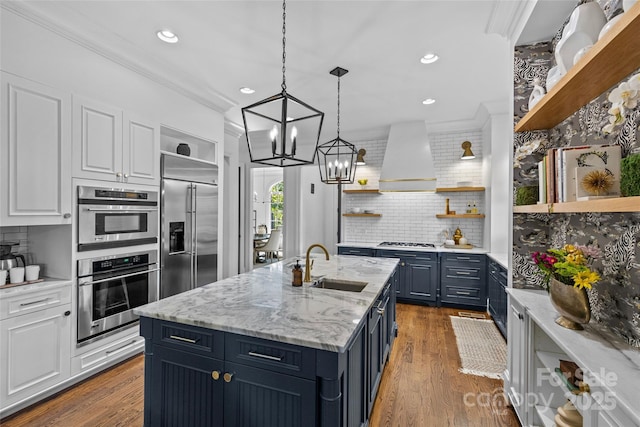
[450,315,506,379]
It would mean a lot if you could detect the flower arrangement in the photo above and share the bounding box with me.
[602,72,640,134]
[531,244,601,290]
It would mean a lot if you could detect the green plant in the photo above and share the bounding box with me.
[532,244,601,291]
[515,185,538,205]
[621,153,640,197]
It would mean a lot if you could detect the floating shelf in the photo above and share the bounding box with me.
[435,186,485,193]
[515,3,640,132]
[342,213,381,217]
[513,196,640,213]
[435,214,485,219]
[343,189,380,194]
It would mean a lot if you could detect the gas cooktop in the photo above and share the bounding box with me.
[378,241,435,248]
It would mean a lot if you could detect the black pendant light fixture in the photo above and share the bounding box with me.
[241,0,324,167]
[316,67,357,184]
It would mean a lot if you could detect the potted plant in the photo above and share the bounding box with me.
[531,244,601,330]
[621,153,640,197]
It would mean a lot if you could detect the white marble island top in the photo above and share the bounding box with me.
[135,255,399,353]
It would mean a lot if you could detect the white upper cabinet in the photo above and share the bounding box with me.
[0,72,72,226]
[73,97,159,185]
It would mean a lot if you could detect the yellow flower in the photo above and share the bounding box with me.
[573,271,600,289]
[564,244,577,253]
[566,253,585,265]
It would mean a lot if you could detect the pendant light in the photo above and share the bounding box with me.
[241,0,324,167]
[316,67,357,184]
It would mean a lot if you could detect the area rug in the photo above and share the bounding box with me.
[450,315,506,379]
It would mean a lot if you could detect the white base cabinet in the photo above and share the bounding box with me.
[0,72,72,226]
[72,96,159,185]
[0,282,72,411]
[507,289,640,427]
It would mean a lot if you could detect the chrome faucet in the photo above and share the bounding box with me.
[304,243,330,282]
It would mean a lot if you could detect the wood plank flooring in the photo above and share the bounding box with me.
[1,304,519,427]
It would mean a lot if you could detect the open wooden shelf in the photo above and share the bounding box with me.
[513,196,640,213]
[514,3,640,132]
[435,186,485,193]
[435,214,485,219]
[343,189,380,194]
[342,213,381,217]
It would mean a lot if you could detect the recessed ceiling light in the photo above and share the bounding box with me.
[157,29,179,44]
[240,87,255,94]
[420,53,439,64]
[422,98,436,105]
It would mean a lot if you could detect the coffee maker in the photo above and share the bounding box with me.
[0,242,26,283]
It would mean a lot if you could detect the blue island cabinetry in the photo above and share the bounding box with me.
[140,270,397,427]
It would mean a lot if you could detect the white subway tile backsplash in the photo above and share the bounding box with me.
[344,129,485,246]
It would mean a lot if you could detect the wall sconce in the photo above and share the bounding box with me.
[356,148,366,165]
[461,141,475,160]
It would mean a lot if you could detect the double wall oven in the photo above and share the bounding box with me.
[76,185,160,345]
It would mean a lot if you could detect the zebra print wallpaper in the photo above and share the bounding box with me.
[513,0,640,347]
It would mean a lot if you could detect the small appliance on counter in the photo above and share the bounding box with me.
[0,241,26,272]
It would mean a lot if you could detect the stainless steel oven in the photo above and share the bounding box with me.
[77,250,158,344]
[77,185,158,251]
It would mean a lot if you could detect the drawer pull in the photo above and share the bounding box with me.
[456,256,471,260]
[106,339,138,355]
[248,351,283,362]
[20,298,49,307]
[169,335,199,344]
[456,271,472,275]
[456,291,472,295]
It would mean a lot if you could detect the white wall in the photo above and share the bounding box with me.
[252,168,284,234]
[342,130,486,247]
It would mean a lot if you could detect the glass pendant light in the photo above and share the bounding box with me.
[241,0,324,167]
[316,67,357,184]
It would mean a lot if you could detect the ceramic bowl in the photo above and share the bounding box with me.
[351,207,361,214]
[555,2,606,74]
[598,15,623,41]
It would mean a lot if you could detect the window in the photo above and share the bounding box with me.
[270,181,284,230]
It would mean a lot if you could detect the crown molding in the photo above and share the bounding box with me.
[2,1,236,114]
[486,0,537,42]
[224,120,244,139]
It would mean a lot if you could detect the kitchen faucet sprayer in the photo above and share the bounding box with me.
[304,244,330,282]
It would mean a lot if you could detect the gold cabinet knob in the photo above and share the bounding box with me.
[223,372,233,383]
[211,370,220,380]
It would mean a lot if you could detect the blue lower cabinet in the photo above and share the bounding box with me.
[487,260,508,338]
[337,246,375,257]
[223,361,316,427]
[376,250,438,303]
[141,271,398,427]
[440,253,487,308]
[148,345,224,427]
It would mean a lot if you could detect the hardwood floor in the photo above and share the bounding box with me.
[1,304,519,427]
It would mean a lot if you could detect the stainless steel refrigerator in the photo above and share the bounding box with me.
[160,153,218,299]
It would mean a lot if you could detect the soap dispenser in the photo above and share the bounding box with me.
[292,260,303,287]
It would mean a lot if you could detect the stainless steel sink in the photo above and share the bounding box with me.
[311,278,368,292]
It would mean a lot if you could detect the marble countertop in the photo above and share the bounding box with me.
[487,252,508,269]
[135,255,399,353]
[337,241,488,254]
[508,289,640,424]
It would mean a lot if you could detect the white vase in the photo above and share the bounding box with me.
[555,2,606,74]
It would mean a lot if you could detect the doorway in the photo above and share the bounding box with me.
[252,167,284,267]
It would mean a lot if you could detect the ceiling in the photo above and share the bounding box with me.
[16,1,559,140]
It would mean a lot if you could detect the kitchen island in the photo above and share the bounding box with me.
[135,255,399,427]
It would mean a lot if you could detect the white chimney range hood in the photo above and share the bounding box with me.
[379,121,437,192]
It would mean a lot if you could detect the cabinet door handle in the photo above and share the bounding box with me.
[511,306,524,320]
[223,372,234,383]
[248,351,283,362]
[63,213,72,219]
[211,371,220,381]
[169,335,199,344]
[116,172,122,178]
[124,173,129,178]
[400,262,405,266]
[64,310,71,316]
[20,298,49,307]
